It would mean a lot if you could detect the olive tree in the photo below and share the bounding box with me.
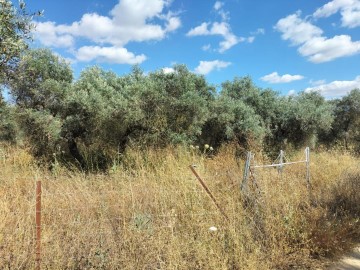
[8,48,73,112]
[275,92,334,149]
[0,0,40,82]
[7,48,72,160]
[61,65,214,169]
[321,89,360,152]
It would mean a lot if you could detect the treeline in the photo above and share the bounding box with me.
[1,48,359,170]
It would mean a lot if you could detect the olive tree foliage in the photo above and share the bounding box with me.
[274,91,334,149]
[201,95,265,150]
[0,0,40,82]
[202,77,277,150]
[202,77,334,152]
[60,66,144,169]
[320,89,360,152]
[9,48,73,112]
[7,48,72,160]
[147,65,214,144]
[0,0,40,142]
[1,45,341,169]
[60,65,214,169]
[0,99,18,143]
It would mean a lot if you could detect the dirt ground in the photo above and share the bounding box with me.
[329,246,360,270]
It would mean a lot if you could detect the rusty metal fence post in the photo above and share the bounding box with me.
[36,180,42,270]
[189,165,229,222]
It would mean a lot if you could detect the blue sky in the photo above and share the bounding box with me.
[25,0,360,97]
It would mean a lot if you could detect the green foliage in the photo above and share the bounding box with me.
[4,45,357,169]
[6,49,71,161]
[61,66,143,169]
[0,0,40,83]
[203,77,278,149]
[17,109,62,160]
[268,92,334,149]
[146,65,214,144]
[60,65,214,169]
[9,48,73,111]
[0,102,18,143]
[321,89,360,152]
[202,95,264,149]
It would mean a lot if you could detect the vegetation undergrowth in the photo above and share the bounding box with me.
[0,144,359,269]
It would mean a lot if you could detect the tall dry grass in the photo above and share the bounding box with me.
[0,143,359,269]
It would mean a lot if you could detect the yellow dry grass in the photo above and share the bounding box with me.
[0,143,359,269]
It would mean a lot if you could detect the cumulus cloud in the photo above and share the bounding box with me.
[275,12,360,62]
[275,12,323,45]
[75,46,146,64]
[35,0,180,47]
[261,72,304,83]
[34,21,75,48]
[194,60,231,75]
[33,0,180,64]
[313,0,360,28]
[305,75,360,97]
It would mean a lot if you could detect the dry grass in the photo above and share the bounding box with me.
[0,144,359,269]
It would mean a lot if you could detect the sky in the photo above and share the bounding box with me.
[23,0,360,98]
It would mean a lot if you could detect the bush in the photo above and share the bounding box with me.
[0,101,18,143]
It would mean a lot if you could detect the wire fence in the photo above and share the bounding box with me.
[241,147,311,193]
[1,149,312,269]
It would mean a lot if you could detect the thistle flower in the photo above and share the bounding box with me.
[204,144,210,149]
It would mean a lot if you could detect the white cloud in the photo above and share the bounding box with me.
[298,35,360,62]
[247,36,255,43]
[313,0,360,28]
[162,67,175,74]
[275,12,323,45]
[213,1,229,21]
[194,60,231,75]
[261,72,304,83]
[251,28,265,35]
[305,75,360,97]
[34,0,180,64]
[202,44,211,51]
[214,1,224,11]
[34,21,75,48]
[187,2,256,52]
[165,16,181,31]
[247,28,265,44]
[75,46,146,64]
[187,21,249,52]
[275,12,360,62]
[187,22,210,36]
